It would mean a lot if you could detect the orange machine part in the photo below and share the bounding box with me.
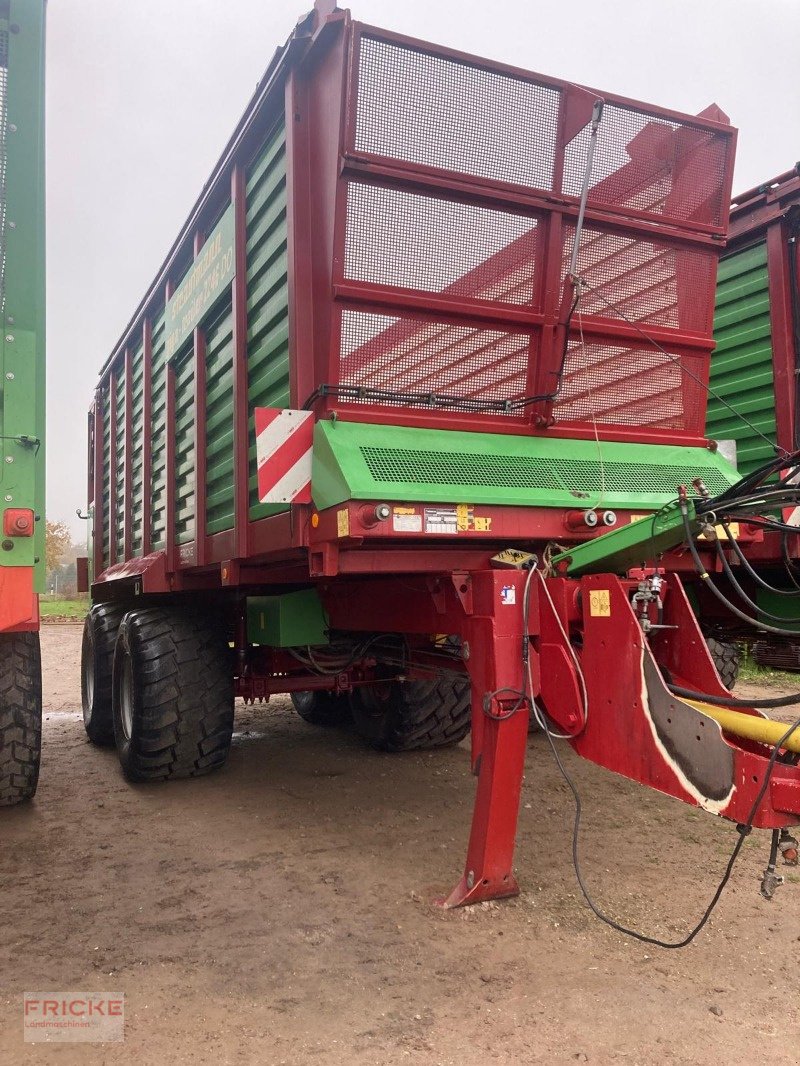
[3,508,34,536]
[0,566,39,632]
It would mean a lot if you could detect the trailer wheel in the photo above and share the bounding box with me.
[81,603,126,746]
[706,637,740,690]
[0,632,42,806]
[350,676,471,752]
[291,691,351,727]
[112,608,234,782]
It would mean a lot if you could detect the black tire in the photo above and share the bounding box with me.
[0,632,42,806]
[707,637,740,690]
[112,608,234,782]
[82,603,126,746]
[291,690,351,727]
[350,676,471,752]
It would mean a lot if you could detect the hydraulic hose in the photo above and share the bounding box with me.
[667,682,800,710]
[679,498,800,637]
[714,537,800,624]
[721,519,800,597]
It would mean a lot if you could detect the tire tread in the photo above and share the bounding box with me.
[114,608,233,782]
[0,632,42,806]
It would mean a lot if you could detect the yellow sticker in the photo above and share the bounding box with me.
[393,506,416,515]
[337,509,350,538]
[456,504,471,531]
[474,516,492,532]
[631,513,740,541]
[698,522,740,541]
[589,589,611,617]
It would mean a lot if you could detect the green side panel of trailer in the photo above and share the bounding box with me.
[174,344,195,544]
[102,383,111,567]
[150,308,167,550]
[114,360,126,559]
[312,420,741,511]
[130,339,145,554]
[245,121,290,523]
[205,298,235,535]
[706,242,777,477]
[0,1,47,583]
[110,116,290,555]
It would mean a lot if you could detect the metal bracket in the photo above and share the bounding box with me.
[451,572,473,614]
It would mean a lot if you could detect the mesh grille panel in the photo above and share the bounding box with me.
[341,33,734,438]
[359,445,733,496]
[339,309,531,413]
[563,103,728,226]
[345,183,541,305]
[355,37,561,190]
[553,339,706,430]
[564,225,715,332]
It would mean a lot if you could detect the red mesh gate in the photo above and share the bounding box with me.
[316,22,736,443]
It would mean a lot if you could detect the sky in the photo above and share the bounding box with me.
[45,0,800,537]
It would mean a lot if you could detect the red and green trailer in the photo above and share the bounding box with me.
[706,165,800,668]
[0,0,46,807]
[80,1,800,914]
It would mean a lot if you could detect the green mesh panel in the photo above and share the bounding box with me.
[311,420,741,511]
[358,446,735,497]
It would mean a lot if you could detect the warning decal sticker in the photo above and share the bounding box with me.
[423,507,492,534]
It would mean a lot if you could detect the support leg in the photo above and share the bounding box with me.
[442,578,530,907]
[442,702,529,906]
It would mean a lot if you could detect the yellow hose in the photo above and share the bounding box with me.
[684,699,800,754]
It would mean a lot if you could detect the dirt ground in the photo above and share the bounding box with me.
[2,625,800,1065]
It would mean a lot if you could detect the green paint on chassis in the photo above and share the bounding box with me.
[310,420,740,514]
[0,0,46,585]
[247,589,329,648]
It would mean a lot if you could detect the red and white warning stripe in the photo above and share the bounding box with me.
[255,408,314,505]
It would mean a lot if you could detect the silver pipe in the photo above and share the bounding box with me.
[567,99,605,280]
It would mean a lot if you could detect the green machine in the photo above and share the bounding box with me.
[0,0,46,806]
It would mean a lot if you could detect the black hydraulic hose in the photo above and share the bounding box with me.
[722,490,800,509]
[714,537,800,623]
[546,286,582,404]
[667,682,800,710]
[783,534,800,592]
[708,481,800,505]
[545,691,800,947]
[725,515,800,536]
[721,519,800,597]
[679,498,800,637]
[769,828,781,867]
[712,452,800,504]
[715,492,800,512]
[701,485,800,510]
